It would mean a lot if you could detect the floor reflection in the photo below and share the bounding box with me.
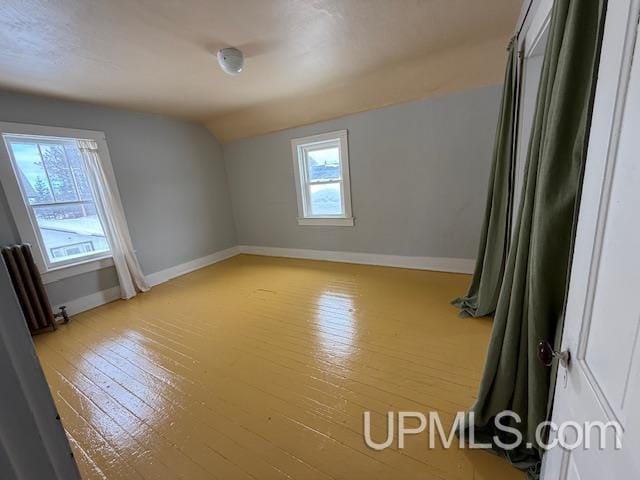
[314,291,357,359]
[34,255,523,479]
[74,333,171,441]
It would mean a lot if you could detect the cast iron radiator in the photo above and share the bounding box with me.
[1,244,69,335]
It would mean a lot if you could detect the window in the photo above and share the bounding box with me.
[291,130,353,226]
[0,123,114,278]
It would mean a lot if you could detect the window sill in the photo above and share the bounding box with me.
[41,256,115,285]
[297,217,354,227]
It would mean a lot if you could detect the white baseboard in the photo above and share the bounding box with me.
[237,245,475,274]
[54,285,121,317]
[55,244,473,317]
[145,246,240,287]
[54,246,240,316]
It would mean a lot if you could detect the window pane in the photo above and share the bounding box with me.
[33,203,110,263]
[9,142,54,204]
[306,147,341,182]
[40,144,78,201]
[64,144,93,201]
[309,182,343,216]
[6,136,111,265]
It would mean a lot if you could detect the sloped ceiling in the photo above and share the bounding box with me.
[0,0,520,142]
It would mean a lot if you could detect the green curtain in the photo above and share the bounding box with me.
[452,41,517,318]
[460,0,607,476]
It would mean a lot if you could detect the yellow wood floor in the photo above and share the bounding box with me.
[34,254,523,480]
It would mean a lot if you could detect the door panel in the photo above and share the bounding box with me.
[565,456,580,480]
[542,0,640,478]
[583,123,640,417]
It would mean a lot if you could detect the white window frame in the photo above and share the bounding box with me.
[0,122,118,284]
[291,129,354,226]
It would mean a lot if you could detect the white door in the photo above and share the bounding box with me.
[541,1,640,478]
[0,268,80,478]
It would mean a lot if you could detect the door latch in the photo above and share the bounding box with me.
[537,340,571,368]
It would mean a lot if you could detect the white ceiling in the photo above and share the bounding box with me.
[0,0,520,142]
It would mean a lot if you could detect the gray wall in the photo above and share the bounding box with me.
[0,85,500,306]
[224,85,500,259]
[0,90,237,305]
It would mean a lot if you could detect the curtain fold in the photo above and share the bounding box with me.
[452,40,517,318]
[461,0,607,476]
[78,139,149,299]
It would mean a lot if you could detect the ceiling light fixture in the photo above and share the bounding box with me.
[217,47,244,76]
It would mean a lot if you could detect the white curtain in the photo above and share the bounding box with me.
[77,139,149,299]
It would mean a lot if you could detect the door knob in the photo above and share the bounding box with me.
[537,340,571,368]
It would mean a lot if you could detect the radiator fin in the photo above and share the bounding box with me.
[2,244,57,334]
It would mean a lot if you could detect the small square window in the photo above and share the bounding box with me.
[291,130,353,226]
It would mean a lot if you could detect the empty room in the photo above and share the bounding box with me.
[1,1,638,479]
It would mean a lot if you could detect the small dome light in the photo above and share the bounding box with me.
[217,47,244,76]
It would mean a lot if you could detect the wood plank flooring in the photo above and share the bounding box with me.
[34,254,523,480]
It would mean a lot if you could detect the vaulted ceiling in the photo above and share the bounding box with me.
[0,0,520,142]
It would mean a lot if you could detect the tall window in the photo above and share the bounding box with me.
[291,130,353,226]
[0,126,112,273]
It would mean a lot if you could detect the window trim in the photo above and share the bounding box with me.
[2,134,112,271]
[291,129,354,226]
[0,122,120,282]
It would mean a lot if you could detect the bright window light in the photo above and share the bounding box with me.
[2,134,111,268]
[291,130,353,226]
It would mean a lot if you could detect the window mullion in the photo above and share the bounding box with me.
[308,178,342,186]
[30,199,91,208]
